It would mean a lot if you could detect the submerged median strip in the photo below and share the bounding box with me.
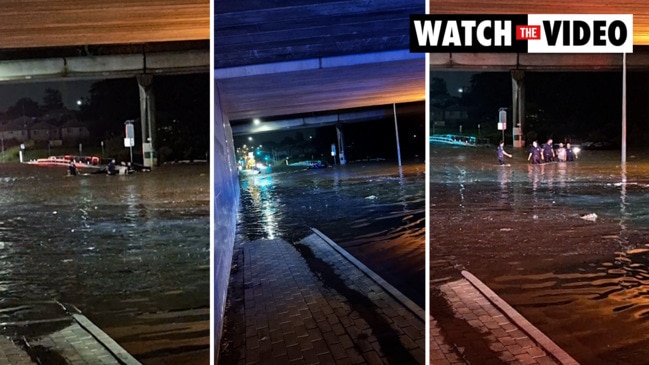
[461,270,580,365]
[293,236,420,365]
[310,228,425,321]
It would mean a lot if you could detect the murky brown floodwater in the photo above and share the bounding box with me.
[431,145,649,364]
[237,161,425,307]
[0,163,209,364]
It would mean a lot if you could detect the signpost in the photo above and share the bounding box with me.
[498,108,507,142]
[124,120,135,164]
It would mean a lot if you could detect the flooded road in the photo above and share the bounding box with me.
[430,145,649,364]
[237,162,425,307]
[0,163,209,363]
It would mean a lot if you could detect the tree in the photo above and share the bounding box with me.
[78,73,209,162]
[464,72,511,125]
[430,77,450,98]
[78,78,140,139]
[6,97,41,118]
[42,88,64,110]
[430,77,457,123]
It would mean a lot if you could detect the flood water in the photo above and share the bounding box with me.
[0,163,209,363]
[237,162,425,307]
[431,145,649,364]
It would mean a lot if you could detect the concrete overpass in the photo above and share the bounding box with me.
[0,1,209,167]
[428,0,649,46]
[428,0,649,154]
[0,1,209,81]
[214,1,425,360]
[0,43,208,82]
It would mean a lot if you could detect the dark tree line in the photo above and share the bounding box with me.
[436,71,637,146]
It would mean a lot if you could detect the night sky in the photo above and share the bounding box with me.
[0,79,96,111]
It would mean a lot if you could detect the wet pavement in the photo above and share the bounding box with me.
[430,146,649,364]
[0,163,209,364]
[430,272,577,365]
[236,162,425,308]
[219,230,425,365]
[0,301,140,364]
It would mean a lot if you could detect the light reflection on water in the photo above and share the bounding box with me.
[431,145,649,364]
[237,162,425,307]
[0,163,209,361]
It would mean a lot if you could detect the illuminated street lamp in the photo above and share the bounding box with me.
[253,118,260,125]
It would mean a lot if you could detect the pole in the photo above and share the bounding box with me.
[621,52,627,163]
[393,103,402,167]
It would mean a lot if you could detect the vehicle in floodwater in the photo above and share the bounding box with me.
[430,134,491,147]
[27,155,103,171]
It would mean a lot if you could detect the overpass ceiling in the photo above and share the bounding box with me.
[0,1,209,50]
[429,46,649,71]
[429,0,649,45]
[215,0,425,121]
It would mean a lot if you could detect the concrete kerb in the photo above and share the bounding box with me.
[71,314,142,365]
[310,227,425,321]
[461,270,580,365]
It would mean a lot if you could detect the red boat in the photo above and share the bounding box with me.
[27,155,102,170]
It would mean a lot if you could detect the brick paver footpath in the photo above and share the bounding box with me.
[220,231,425,365]
[429,271,579,365]
[0,303,141,365]
[219,229,578,365]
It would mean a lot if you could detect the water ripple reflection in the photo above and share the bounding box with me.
[431,146,649,364]
[238,162,425,307]
[0,163,209,362]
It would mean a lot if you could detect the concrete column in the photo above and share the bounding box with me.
[137,74,157,167]
[511,69,525,148]
[336,123,346,165]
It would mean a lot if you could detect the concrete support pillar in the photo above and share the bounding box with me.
[511,69,525,148]
[336,123,346,165]
[137,74,157,167]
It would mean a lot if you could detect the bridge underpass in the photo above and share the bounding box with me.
[430,46,649,159]
[0,2,210,364]
[0,0,209,168]
[215,0,426,360]
[0,41,209,167]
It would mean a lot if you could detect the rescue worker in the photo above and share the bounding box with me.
[542,139,555,162]
[497,140,512,165]
[527,141,542,164]
[567,143,578,161]
[107,159,116,175]
[68,161,77,176]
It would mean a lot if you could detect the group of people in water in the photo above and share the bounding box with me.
[497,138,579,165]
[527,139,578,164]
[68,158,118,176]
